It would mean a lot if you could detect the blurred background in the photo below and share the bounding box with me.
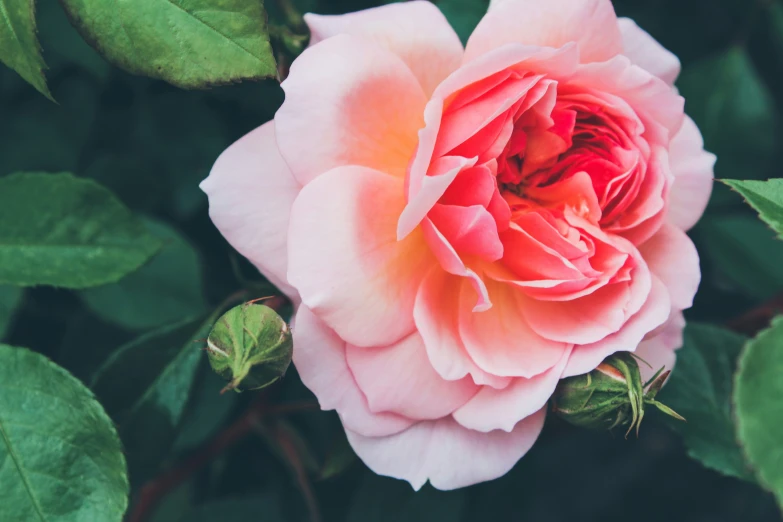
[1,0,782,520]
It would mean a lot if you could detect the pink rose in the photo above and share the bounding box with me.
[202,0,713,489]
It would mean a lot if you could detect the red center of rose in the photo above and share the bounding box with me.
[496,100,643,228]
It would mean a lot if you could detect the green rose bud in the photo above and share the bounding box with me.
[551,352,685,437]
[206,302,293,393]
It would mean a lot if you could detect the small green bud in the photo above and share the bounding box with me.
[551,352,685,437]
[206,302,293,393]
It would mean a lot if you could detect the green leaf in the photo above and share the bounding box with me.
[0,172,162,289]
[0,285,22,339]
[58,0,277,89]
[178,495,284,522]
[90,315,209,483]
[735,316,783,506]
[678,48,776,185]
[657,323,754,481]
[80,218,207,330]
[723,179,783,239]
[699,214,783,300]
[0,0,53,99]
[347,473,465,522]
[438,0,488,44]
[0,344,129,521]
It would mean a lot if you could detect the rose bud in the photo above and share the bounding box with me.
[206,303,293,393]
[551,353,684,437]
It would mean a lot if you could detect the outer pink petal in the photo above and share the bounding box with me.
[345,409,546,490]
[346,332,478,420]
[667,116,715,231]
[287,166,433,349]
[635,310,685,383]
[563,275,671,377]
[459,279,569,379]
[618,18,680,86]
[292,306,413,437]
[277,34,427,185]
[201,121,300,300]
[453,347,572,432]
[414,266,511,388]
[305,1,463,97]
[638,223,700,310]
[465,0,623,64]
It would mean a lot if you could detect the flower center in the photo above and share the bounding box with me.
[496,100,639,227]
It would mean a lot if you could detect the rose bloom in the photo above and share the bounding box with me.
[202,0,713,489]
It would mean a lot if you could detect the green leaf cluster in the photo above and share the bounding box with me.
[0,0,278,98]
[0,0,783,520]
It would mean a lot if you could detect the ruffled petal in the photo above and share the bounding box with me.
[292,306,413,437]
[618,18,680,86]
[563,275,671,377]
[454,347,572,432]
[201,121,300,300]
[288,166,433,348]
[635,310,685,383]
[465,0,623,64]
[459,279,569,378]
[278,34,427,185]
[667,116,715,231]
[345,409,546,490]
[638,224,700,310]
[414,266,511,388]
[346,332,478,420]
[305,1,463,96]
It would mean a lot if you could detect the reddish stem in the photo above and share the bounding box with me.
[128,292,303,522]
[127,400,317,522]
[268,421,323,522]
[726,292,783,336]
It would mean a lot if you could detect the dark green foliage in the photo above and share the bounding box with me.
[1,0,783,520]
[0,344,129,521]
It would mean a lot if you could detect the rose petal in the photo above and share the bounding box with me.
[563,275,671,377]
[454,346,572,432]
[292,306,413,437]
[618,18,680,86]
[345,409,546,490]
[305,1,463,96]
[635,310,685,383]
[667,116,715,231]
[288,166,433,348]
[346,331,478,420]
[566,56,684,141]
[421,218,492,312]
[428,204,504,261]
[401,45,580,239]
[465,0,623,64]
[201,121,300,301]
[277,34,427,185]
[414,266,511,388]
[518,241,653,345]
[459,278,569,378]
[638,223,700,310]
